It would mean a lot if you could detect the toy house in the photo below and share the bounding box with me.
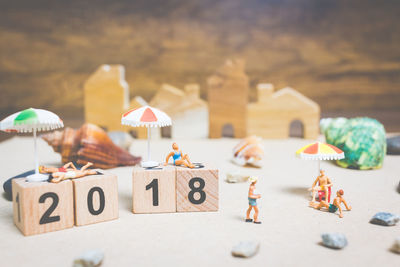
[150,83,208,139]
[84,64,129,132]
[207,59,249,138]
[247,84,320,139]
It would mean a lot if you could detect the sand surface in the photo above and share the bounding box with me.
[0,136,399,266]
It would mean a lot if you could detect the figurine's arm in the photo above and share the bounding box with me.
[63,162,74,169]
[342,199,351,210]
[337,204,343,218]
[326,177,333,187]
[311,177,319,188]
[164,152,174,165]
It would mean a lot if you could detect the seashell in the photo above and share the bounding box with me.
[232,136,264,167]
[42,123,141,169]
[107,131,134,151]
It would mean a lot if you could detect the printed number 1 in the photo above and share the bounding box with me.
[146,179,159,206]
[16,193,21,222]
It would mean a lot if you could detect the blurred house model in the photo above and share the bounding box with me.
[150,83,208,139]
[207,59,249,138]
[84,64,129,131]
[247,84,320,139]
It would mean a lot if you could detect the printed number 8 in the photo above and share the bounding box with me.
[188,177,206,204]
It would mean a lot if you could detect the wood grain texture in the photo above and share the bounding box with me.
[12,178,74,236]
[73,172,119,226]
[176,165,218,212]
[247,84,320,139]
[132,166,176,213]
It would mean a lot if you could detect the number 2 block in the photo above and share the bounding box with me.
[132,166,176,213]
[176,165,219,212]
[12,178,74,236]
[73,172,119,226]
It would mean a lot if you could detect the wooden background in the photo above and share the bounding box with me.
[0,0,399,131]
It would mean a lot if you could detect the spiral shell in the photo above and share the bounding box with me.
[42,123,141,169]
[232,136,264,167]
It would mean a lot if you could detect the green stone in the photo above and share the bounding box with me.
[320,117,386,170]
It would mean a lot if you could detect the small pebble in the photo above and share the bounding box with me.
[225,172,249,183]
[321,233,348,249]
[231,240,260,258]
[73,249,104,267]
[370,212,400,226]
[391,237,400,254]
[387,136,400,155]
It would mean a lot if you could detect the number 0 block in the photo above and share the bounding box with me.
[73,172,119,226]
[12,178,74,236]
[176,165,219,212]
[132,166,176,213]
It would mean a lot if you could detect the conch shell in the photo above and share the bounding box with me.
[232,136,264,167]
[42,123,141,169]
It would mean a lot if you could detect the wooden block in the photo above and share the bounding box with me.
[132,165,176,213]
[12,178,74,236]
[176,165,218,212]
[73,172,119,226]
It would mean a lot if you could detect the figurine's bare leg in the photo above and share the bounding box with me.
[324,188,329,201]
[175,159,194,168]
[182,154,194,166]
[311,187,319,202]
[80,162,93,171]
[253,206,260,222]
[246,205,252,220]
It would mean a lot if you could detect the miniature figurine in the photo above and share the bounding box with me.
[39,162,97,183]
[309,169,332,202]
[309,189,352,218]
[164,143,195,168]
[245,176,261,224]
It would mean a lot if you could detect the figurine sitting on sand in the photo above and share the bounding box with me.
[164,143,195,168]
[245,176,261,224]
[309,189,352,218]
[39,162,97,183]
[309,169,332,203]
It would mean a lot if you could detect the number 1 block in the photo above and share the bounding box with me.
[176,165,219,212]
[12,178,74,236]
[132,166,176,213]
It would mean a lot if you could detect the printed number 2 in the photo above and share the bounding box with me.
[146,179,159,206]
[39,192,60,225]
[188,177,206,204]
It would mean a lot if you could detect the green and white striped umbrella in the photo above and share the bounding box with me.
[0,108,64,182]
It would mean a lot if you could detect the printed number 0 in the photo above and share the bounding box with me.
[87,187,105,215]
[39,192,60,225]
[188,177,206,204]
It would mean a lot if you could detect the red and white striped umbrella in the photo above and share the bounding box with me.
[121,106,171,128]
[121,106,172,167]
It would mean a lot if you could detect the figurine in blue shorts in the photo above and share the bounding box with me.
[245,176,262,224]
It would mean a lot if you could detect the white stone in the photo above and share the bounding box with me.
[231,240,260,258]
[73,249,104,267]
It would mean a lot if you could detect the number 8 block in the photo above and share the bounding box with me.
[12,178,74,236]
[176,165,219,212]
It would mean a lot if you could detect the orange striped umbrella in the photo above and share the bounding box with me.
[296,141,345,172]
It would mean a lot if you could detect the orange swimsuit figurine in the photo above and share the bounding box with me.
[245,176,261,224]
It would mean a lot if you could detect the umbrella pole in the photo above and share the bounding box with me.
[33,128,38,176]
[318,159,320,175]
[147,126,151,161]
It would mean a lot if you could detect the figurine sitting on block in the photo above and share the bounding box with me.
[164,143,195,168]
[309,189,351,218]
[40,162,97,183]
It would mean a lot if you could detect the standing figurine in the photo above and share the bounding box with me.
[164,143,195,168]
[309,189,352,218]
[39,162,97,183]
[245,176,261,224]
[309,169,332,202]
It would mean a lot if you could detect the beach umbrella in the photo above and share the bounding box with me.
[121,105,172,168]
[0,108,64,182]
[296,141,345,175]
